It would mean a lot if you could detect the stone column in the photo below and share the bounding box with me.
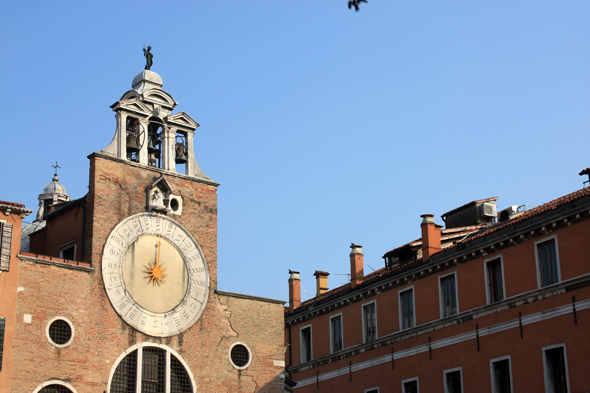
[138,120,149,165]
[162,126,176,172]
[116,112,127,160]
[186,130,195,177]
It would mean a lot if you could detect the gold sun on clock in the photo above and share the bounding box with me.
[144,241,168,286]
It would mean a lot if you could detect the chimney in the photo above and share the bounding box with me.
[313,271,330,296]
[350,243,364,288]
[288,270,301,312]
[420,214,442,262]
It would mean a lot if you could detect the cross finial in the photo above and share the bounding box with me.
[51,161,61,181]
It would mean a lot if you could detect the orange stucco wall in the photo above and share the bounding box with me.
[0,207,27,392]
[285,214,590,392]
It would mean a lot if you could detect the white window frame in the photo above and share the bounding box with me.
[438,270,459,318]
[542,343,571,393]
[228,341,253,370]
[33,380,79,393]
[46,316,75,348]
[398,285,416,330]
[484,255,506,304]
[329,312,343,353]
[401,376,419,393]
[364,387,379,393]
[489,355,513,393]
[443,366,463,393]
[299,324,313,363]
[361,299,378,343]
[534,234,561,288]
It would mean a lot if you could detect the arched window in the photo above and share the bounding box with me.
[109,344,195,393]
[32,381,77,393]
[39,386,73,393]
[147,117,163,168]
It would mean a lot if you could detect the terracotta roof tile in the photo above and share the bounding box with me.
[382,226,484,257]
[288,188,590,316]
[293,258,425,313]
[0,200,26,208]
[298,283,352,308]
[434,187,590,255]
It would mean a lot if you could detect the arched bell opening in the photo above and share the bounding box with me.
[125,117,144,163]
[147,117,163,168]
[175,132,188,175]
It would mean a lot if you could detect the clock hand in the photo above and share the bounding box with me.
[156,241,161,265]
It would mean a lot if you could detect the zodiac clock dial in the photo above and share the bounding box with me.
[102,213,209,337]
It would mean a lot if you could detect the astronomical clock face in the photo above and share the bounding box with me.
[102,213,209,337]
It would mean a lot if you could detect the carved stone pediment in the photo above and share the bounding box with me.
[143,89,177,109]
[166,112,199,130]
[111,98,152,117]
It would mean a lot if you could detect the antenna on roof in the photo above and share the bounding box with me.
[301,286,313,299]
[579,167,590,187]
[334,273,351,285]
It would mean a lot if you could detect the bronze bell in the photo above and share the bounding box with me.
[126,132,140,153]
[175,142,188,164]
[147,137,156,154]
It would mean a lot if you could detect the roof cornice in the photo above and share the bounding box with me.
[285,197,590,324]
[0,202,32,218]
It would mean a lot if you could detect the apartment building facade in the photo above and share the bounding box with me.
[285,182,590,393]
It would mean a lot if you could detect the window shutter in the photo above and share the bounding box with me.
[0,317,5,371]
[0,223,13,271]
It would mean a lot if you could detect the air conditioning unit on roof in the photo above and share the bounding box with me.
[480,202,497,218]
[498,205,519,222]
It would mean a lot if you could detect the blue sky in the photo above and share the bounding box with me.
[1,1,589,302]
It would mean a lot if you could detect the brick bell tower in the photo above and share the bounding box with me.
[87,64,221,330]
[84,65,224,388]
[8,55,286,393]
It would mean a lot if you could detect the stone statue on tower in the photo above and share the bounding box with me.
[143,45,153,70]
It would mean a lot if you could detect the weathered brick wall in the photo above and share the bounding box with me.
[10,156,285,392]
[217,293,286,393]
[86,154,219,290]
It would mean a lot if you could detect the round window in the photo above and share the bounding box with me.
[229,343,252,370]
[46,317,74,347]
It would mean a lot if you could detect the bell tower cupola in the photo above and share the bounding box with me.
[99,49,213,183]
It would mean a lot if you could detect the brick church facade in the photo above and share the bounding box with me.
[0,67,286,393]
